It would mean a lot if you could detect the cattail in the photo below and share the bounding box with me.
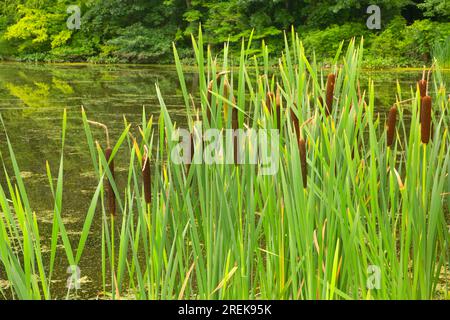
[386,106,397,147]
[325,74,336,116]
[291,105,300,138]
[299,138,307,188]
[232,107,238,127]
[142,146,151,204]
[105,147,116,216]
[421,96,432,144]
[418,79,427,98]
[276,87,281,129]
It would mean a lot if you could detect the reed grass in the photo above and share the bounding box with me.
[0,28,449,300]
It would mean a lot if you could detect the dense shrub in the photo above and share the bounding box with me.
[301,23,373,62]
[106,23,175,63]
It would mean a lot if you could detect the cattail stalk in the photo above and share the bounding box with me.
[142,146,151,204]
[386,106,397,147]
[325,74,336,116]
[421,96,432,144]
[299,138,307,188]
[88,120,115,216]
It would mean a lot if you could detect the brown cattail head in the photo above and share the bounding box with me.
[276,87,281,129]
[418,79,427,124]
[232,106,239,132]
[386,106,397,148]
[105,147,116,216]
[142,147,151,204]
[421,96,432,144]
[418,79,427,98]
[325,74,336,116]
[299,138,307,188]
[291,105,300,138]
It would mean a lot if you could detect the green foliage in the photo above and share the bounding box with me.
[0,0,448,66]
[404,19,450,63]
[301,22,372,62]
[418,0,450,20]
[4,4,67,53]
[367,17,411,66]
[363,17,450,67]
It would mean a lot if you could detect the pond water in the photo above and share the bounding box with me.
[0,62,448,299]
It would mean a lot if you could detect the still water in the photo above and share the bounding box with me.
[0,62,447,298]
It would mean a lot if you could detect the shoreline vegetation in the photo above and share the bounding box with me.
[1,58,450,73]
[0,28,448,300]
[0,60,450,73]
[0,1,449,68]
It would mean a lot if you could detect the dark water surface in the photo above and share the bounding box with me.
[0,62,448,298]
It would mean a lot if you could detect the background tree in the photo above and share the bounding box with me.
[0,0,448,65]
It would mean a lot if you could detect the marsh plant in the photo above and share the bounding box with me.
[0,28,449,300]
